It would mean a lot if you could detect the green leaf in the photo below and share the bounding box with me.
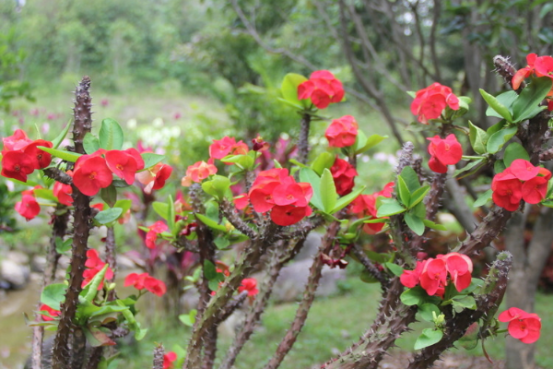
[468,121,488,154]
[221,154,254,170]
[98,118,124,151]
[281,73,309,109]
[299,168,323,211]
[34,189,58,202]
[486,120,505,136]
[152,202,169,221]
[320,169,337,214]
[480,89,513,122]
[37,146,81,162]
[55,237,72,253]
[83,326,115,347]
[494,160,507,174]
[311,152,335,176]
[400,167,420,192]
[141,153,165,170]
[422,219,447,231]
[214,237,231,249]
[503,142,530,167]
[486,91,518,120]
[355,133,387,154]
[400,286,428,306]
[100,185,117,207]
[168,195,176,234]
[409,185,430,209]
[202,175,230,200]
[195,213,228,232]
[376,199,406,217]
[41,283,67,310]
[113,199,132,215]
[359,270,379,283]
[414,328,443,350]
[452,295,477,310]
[331,186,366,214]
[512,77,552,122]
[203,260,217,280]
[178,309,197,327]
[404,212,425,236]
[417,303,440,322]
[454,158,486,179]
[384,262,404,277]
[95,208,123,225]
[413,201,426,218]
[84,264,109,301]
[486,126,518,154]
[83,133,100,154]
[51,120,73,149]
[397,176,411,207]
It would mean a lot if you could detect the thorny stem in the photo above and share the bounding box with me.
[297,112,311,164]
[263,221,341,369]
[152,344,165,369]
[51,76,93,369]
[105,226,116,301]
[32,205,70,369]
[43,168,72,185]
[350,243,389,289]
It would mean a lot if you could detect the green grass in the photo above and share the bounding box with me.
[116,277,552,369]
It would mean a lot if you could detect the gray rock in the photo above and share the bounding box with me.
[271,258,346,303]
[31,255,47,273]
[292,232,321,261]
[0,259,30,289]
[7,250,29,265]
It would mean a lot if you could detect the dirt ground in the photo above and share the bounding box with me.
[377,351,505,369]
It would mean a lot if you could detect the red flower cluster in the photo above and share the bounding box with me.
[238,278,259,297]
[330,158,358,196]
[83,249,114,289]
[349,182,394,234]
[248,168,312,226]
[145,221,168,249]
[39,303,61,321]
[1,129,53,182]
[53,177,73,206]
[136,163,173,194]
[15,188,40,221]
[209,136,248,160]
[411,83,460,124]
[512,53,553,96]
[124,272,167,297]
[163,352,177,369]
[427,134,463,173]
[181,160,217,186]
[73,148,145,196]
[400,252,473,296]
[492,159,552,211]
[297,70,344,109]
[499,307,541,344]
[325,115,358,148]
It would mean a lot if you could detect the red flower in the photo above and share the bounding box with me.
[492,162,551,210]
[325,115,358,148]
[82,249,114,289]
[125,272,166,296]
[1,150,36,182]
[53,181,73,206]
[297,70,344,109]
[349,182,394,234]
[400,261,425,288]
[105,149,144,185]
[252,135,269,152]
[419,258,447,296]
[144,276,167,296]
[15,193,40,220]
[73,154,113,196]
[39,303,60,321]
[145,221,168,249]
[330,158,358,196]
[23,139,53,170]
[234,193,249,210]
[427,134,463,173]
[136,163,172,194]
[411,83,459,124]
[512,53,553,95]
[248,169,312,226]
[209,136,249,160]
[499,307,542,344]
[2,129,32,153]
[437,252,473,292]
[181,160,217,186]
[163,352,177,369]
[239,278,259,296]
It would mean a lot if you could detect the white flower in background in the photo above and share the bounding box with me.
[127,119,137,129]
[152,118,164,128]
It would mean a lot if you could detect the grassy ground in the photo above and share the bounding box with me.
[116,277,552,369]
